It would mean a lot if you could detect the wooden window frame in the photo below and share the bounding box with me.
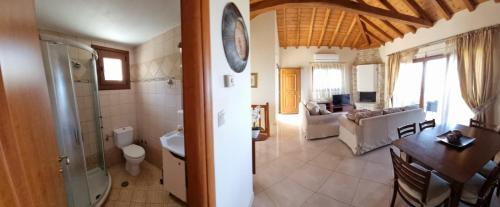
[92,45,130,90]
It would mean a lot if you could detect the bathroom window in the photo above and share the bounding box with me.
[92,45,130,90]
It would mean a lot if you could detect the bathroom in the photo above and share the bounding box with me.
[36,0,186,206]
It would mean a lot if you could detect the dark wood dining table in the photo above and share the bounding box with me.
[392,124,500,207]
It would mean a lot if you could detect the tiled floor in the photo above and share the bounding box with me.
[104,162,185,207]
[252,115,500,207]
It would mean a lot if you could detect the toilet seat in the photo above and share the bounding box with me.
[123,144,145,159]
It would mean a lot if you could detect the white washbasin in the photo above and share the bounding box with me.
[160,131,185,158]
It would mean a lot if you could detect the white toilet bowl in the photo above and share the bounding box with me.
[122,144,145,176]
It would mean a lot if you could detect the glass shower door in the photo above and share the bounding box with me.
[41,42,91,207]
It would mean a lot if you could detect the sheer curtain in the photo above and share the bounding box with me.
[392,62,423,107]
[311,63,348,101]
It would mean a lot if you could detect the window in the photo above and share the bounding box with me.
[92,45,130,90]
[311,63,347,101]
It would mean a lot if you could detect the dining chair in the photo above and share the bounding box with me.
[389,148,451,207]
[419,119,436,131]
[460,164,500,206]
[398,123,417,139]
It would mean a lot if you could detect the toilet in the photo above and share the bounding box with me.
[113,127,145,176]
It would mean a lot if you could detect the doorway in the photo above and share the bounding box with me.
[279,68,301,114]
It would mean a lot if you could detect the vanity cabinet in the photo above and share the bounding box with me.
[162,147,186,202]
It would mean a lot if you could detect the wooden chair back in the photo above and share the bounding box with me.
[470,119,500,134]
[251,102,270,137]
[419,119,435,131]
[398,123,417,139]
[390,148,432,204]
[478,164,500,201]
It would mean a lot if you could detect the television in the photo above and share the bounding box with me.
[332,94,350,105]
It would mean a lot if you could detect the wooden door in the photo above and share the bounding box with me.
[0,0,67,206]
[280,68,301,114]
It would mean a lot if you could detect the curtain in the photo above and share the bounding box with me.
[387,53,401,107]
[455,27,498,123]
[311,63,347,101]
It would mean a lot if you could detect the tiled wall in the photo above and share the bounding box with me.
[132,25,183,168]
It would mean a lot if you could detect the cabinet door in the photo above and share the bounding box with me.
[165,151,187,202]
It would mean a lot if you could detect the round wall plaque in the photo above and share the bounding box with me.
[222,2,249,73]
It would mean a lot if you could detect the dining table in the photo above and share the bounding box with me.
[392,124,500,207]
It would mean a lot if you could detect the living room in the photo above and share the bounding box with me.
[250,0,500,206]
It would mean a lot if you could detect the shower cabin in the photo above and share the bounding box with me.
[40,34,111,207]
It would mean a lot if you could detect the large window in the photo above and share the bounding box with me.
[92,45,130,90]
[311,63,347,101]
[393,54,473,126]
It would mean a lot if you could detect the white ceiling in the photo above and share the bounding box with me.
[36,0,180,46]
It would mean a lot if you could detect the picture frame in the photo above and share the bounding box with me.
[251,73,258,88]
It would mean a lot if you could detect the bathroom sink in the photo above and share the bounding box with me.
[160,131,184,158]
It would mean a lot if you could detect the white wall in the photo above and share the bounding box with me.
[279,47,358,102]
[250,11,278,131]
[209,1,253,207]
[378,0,500,124]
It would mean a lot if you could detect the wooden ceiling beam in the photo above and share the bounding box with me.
[355,15,370,46]
[366,30,383,45]
[306,8,317,48]
[381,20,403,38]
[317,8,331,47]
[296,8,301,48]
[462,0,476,12]
[359,15,392,41]
[431,0,452,20]
[250,0,432,27]
[341,17,357,47]
[378,0,417,33]
[402,0,431,22]
[328,11,346,47]
[283,8,288,48]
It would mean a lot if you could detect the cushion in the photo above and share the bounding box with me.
[383,107,403,114]
[354,110,382,124]
[345,109,369,122]
[319,108,331,115]
[398,171,450,207]
[479,160,496,178]
[461,173,487,204]
[305,102,320,115]
[403,105,419,111]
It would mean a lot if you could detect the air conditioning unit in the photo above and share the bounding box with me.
[313,53,339,62]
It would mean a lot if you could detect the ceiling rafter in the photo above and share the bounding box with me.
[359,15,392,42]
[341,17,357,47]
[378,0,417,33]
[328,11,346,47]
[317,8,332,47]
[366,30,383,45]
[355,15,370,46]
[462,0,476,12]
[250,0,432,27]
[357,0,403,38]
[283,8,288,48]
[431,0,452,20]
[306,8,317,47]
[296,8,301,48]
[402,0,431,22]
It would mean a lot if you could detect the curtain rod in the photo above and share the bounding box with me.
[309,61,348,64]
[388,24,500,56]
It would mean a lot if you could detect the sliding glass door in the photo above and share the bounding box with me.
[393,55,473,126]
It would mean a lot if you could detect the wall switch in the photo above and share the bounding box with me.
[218,110,225,127]
[224,75,234,87]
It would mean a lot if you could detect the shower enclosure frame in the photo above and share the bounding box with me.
[40,33,112,207]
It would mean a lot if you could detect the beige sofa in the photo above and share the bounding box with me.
[300,103,345,139]
[339,109,425,155]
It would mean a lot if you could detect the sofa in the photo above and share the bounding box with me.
[300,102,345,139]
[339,108,425,155]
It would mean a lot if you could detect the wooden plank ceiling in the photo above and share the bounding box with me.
[250,0,493,49]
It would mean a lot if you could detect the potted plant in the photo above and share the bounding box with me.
[252,106,261,139]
